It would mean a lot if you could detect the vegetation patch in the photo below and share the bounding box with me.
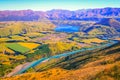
[23,32,45,38]
[0,38,10,42]
[0,43,15,54]
[81,38,106,44]
[18,42,40,49]
[10,35,29,41]
[6,43,30,53]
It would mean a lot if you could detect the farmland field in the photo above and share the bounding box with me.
[0,38,10,42]
[6,43,30,53]
[10,35,30,41]
[0,43,15,54]
[18,42,40,49]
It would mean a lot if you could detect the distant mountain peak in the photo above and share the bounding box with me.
[0,7,120,21]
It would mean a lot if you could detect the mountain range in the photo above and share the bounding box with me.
[0,8,120,21]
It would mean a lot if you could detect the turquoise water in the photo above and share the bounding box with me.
[13,40,118,76]
[54,25,80,33]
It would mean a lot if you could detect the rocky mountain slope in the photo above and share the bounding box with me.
[83,18,120,38]
[0,8,120,21]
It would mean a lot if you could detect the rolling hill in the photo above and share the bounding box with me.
[3,40,120,80]
[96,18,120,32]
[83,18,120,38]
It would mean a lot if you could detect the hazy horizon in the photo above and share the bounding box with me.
[0,7,120,11]
[0,0,120,11]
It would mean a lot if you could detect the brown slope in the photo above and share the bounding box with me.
[3,53,120,80]
[96,18,120,32]
[3,42,120,80]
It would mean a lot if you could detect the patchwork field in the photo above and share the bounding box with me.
[0,42,40,54]
[6,43,30,53]
[18,42,40,49]
[10,35,30,41]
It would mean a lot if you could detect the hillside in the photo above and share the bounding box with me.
[3,41,120,80]
[96,18,120,32]
[0,21,55,37]
[83,18,120,37]
[0,8,120,21]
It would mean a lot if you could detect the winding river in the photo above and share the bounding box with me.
[8,40,119,76]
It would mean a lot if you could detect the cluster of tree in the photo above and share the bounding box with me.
[26,42,80,61]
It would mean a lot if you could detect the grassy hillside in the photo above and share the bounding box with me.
[3,41,120,80]
[1,19,120,80]
[26,41,81,61]
[0,21,55,37]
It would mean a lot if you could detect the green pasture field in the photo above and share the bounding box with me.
[6,43,30,53]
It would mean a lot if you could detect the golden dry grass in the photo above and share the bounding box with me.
[23,32,45,37]
[0,38,9,42]
[3,52,120,80]
[81,38,106,44]
[2,43,120,80]
[10,36,29,41]
[18,42,40,49]
[3,62,120,80]
[0,43,15,54]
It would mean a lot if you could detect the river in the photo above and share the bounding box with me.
[9,40,118,76]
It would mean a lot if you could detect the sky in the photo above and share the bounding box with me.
[0,0,120,11]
